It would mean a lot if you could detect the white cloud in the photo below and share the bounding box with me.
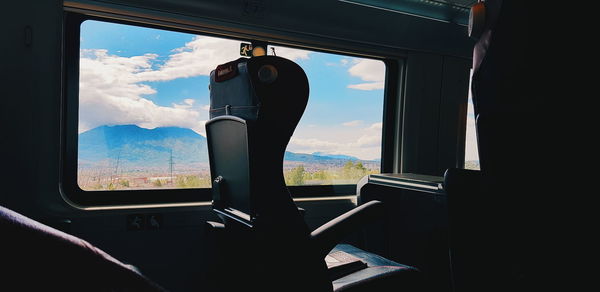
[172,98,197,109]
[288,122,384,160]
[191,121,208,138]
[369,122,383,130]
[134,36,242,82]
[342,120,363,127]
[79,36,317,137]
[348,59,384,81]
[270,46,311,61]
[289,135,381,160]
[289,138,340,150]
[355,135,381,147]
[78,89,204,135]
[347,58,385,91]
[79,39,235,135]
[348,82,385,90]
[326,58,351,67]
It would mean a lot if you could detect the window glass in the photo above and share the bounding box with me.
[77,20,385,191]
[269,45,385,185]
[464,71,480,170]
[77,20,241,191]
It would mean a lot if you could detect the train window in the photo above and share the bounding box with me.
[464,78,480,170]
[76,20,242,191]
[63,15,388,206]
[269,45,385,186]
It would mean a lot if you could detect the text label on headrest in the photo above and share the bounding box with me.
[215,60,240,82]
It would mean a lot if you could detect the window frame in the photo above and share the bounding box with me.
[60,12,402,208]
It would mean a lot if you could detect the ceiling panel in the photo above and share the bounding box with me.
[340,0,478,25]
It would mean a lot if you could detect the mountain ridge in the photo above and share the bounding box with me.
[78,125,379,168]
[78,125,207,167]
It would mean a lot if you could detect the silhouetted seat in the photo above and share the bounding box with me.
[0,205,165,291]
[204,56,420,292]
[444,1,552,291]
[443,168,483,291]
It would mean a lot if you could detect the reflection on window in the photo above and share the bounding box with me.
[77,20,385,191]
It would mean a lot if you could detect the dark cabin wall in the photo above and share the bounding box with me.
[401,53,471,176]
[0,0,472,215]
[1,0,472,290]
[73,0,472,58]
[2,0,63,216]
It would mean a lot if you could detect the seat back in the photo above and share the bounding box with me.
[0,206,165,291]
[206,115,253,224]
[205,56,331,292]
[206,56,309,226]
[444,168,483,291]
[448,0,548,291]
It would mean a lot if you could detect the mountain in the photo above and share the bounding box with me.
[78,125,379,169]
[284,151,378,165]
[311,152,360,161]
[78,125,208,167]
[284,151,341,163]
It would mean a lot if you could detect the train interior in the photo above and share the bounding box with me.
[1,0,563,291]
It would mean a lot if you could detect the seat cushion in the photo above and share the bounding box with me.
[332,244,408,268]
[331,244,420,292]
[0,205,165,291]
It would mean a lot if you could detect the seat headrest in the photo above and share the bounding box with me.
[209,56,309,136]
[209,58,258,120]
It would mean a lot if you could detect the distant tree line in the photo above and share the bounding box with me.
[284,161,378,186]
[79,160,379,191]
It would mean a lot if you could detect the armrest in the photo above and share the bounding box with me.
[205,221,225,228]
[310,200,385,257]
[297,207,306,217]
[205,221,225,236]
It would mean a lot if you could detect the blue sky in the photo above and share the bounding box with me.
[79,20,387,160]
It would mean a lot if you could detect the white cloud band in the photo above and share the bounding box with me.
[347,59,385,91]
